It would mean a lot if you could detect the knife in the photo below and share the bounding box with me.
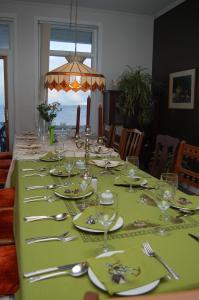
[23,262,82,278]
[188,233,199,242]
[114,183,154,189]
[171,205,199,214]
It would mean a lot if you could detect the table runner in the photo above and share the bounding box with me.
[13,159,199,300]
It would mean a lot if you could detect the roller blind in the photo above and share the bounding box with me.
[51,26,92,44]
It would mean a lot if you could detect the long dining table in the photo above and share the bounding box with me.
[10,135,199,300]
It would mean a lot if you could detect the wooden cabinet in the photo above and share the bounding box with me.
[103,90,123,125]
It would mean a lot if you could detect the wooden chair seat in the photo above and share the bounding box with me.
[148,134,180,179]
[0,207,14,245]
[0,188,15,208]
[0,245,19,295]
[174,141,199,194]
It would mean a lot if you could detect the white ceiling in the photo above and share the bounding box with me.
[13,0,184,15]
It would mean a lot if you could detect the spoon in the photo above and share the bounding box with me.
[23,173,48,177]
[24,212,67,222]
[26,184,68,190]
[29,262,88,283]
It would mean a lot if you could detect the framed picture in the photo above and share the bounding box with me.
[168,68,196,109]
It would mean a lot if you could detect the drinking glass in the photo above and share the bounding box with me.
[65,157,75,185]
[54,141,64,166]
[97,193,118,253]
[126,156,139,192]
[79,172,92,210]
[160,173,178,193]
[155,179,175,235]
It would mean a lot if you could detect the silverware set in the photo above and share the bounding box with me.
[24,195,57,203]
[26,231,77,244]
[26,262,88,283]
[26,184,68,190]
[142,241,180,280]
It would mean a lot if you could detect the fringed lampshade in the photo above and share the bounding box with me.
[45,55,105,92]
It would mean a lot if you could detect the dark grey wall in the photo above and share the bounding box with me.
[152,0,199,146]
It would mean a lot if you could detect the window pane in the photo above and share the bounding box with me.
[0,24,9,49]
[49,56,67,71]
[0,59,5,123]
[50,41,91,53]
[48,89,90,128]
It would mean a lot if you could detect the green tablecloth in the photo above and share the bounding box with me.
[13,159,199,300]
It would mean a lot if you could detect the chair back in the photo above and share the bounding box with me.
[103,124,114,147]
[148,134,180,179]
[111,125,124,152]
[173,141,199,191]
[119,128,144,160]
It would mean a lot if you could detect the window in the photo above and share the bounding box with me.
[0,22,10,151]
[48,25,96,130]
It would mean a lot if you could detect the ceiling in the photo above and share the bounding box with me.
[13,0,184,15]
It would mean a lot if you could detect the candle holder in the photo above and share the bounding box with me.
[97,136,104,145]
[85,126,91,163]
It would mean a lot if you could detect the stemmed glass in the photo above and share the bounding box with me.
[54,141,65,167]
[160,173,178,192]
[79,171,92,210]
[126,156,139,192]
[155,177,176,235]
[65,156,75,185]
[97,193,118,253]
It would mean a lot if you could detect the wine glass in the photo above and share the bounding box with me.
[79,171,92,210]
[126,156,139,192]
[160,173,178,193]
[155,179,175,235]
[54,141,64,167]
[65,157,75,185]
[97,192,118,253]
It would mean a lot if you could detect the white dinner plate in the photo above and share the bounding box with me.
[54,190,93,200]
[73,214,123,232]
[88,251,160,296]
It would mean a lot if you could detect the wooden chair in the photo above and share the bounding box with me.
[173,141,199,194]
[148,134,180,179]
[0,207,14,245]
[103,124,114,147]
[0,245,19,295]
[0,159,12,169]
[111,125,124,152]
[0,152,12,160]
[0,188,15,208]
[0,169,8,187]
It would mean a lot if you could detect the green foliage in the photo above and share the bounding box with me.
[37,102,62,123]
[117,66,154,127]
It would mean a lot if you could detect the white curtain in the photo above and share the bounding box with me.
[39,23,50,104]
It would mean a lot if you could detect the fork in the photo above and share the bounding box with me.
[26,232,77,244]
[142,241,180,280]
[23,173,48,177]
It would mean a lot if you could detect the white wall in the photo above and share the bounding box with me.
[0,0,154,143]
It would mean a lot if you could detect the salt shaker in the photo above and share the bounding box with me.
[91,177,98,192]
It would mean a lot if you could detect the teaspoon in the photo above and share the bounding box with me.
[24,212,67,222]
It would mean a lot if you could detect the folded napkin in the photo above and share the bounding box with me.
[16,135,37,140]
[89,159,122,168]
[171,192,199,210]
[88,248,166,295]
[90,146,111,155]
[40,151,60,161]
[50,166,78,177]
[114,175,143,187]
[73,206,118,231]
[55,184,94,199]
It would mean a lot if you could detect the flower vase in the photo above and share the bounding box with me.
[48,124,55,145]
[38,118,49,138]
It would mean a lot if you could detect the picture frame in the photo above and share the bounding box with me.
[168,68,196,109]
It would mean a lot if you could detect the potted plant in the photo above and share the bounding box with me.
[117,66,154,129]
